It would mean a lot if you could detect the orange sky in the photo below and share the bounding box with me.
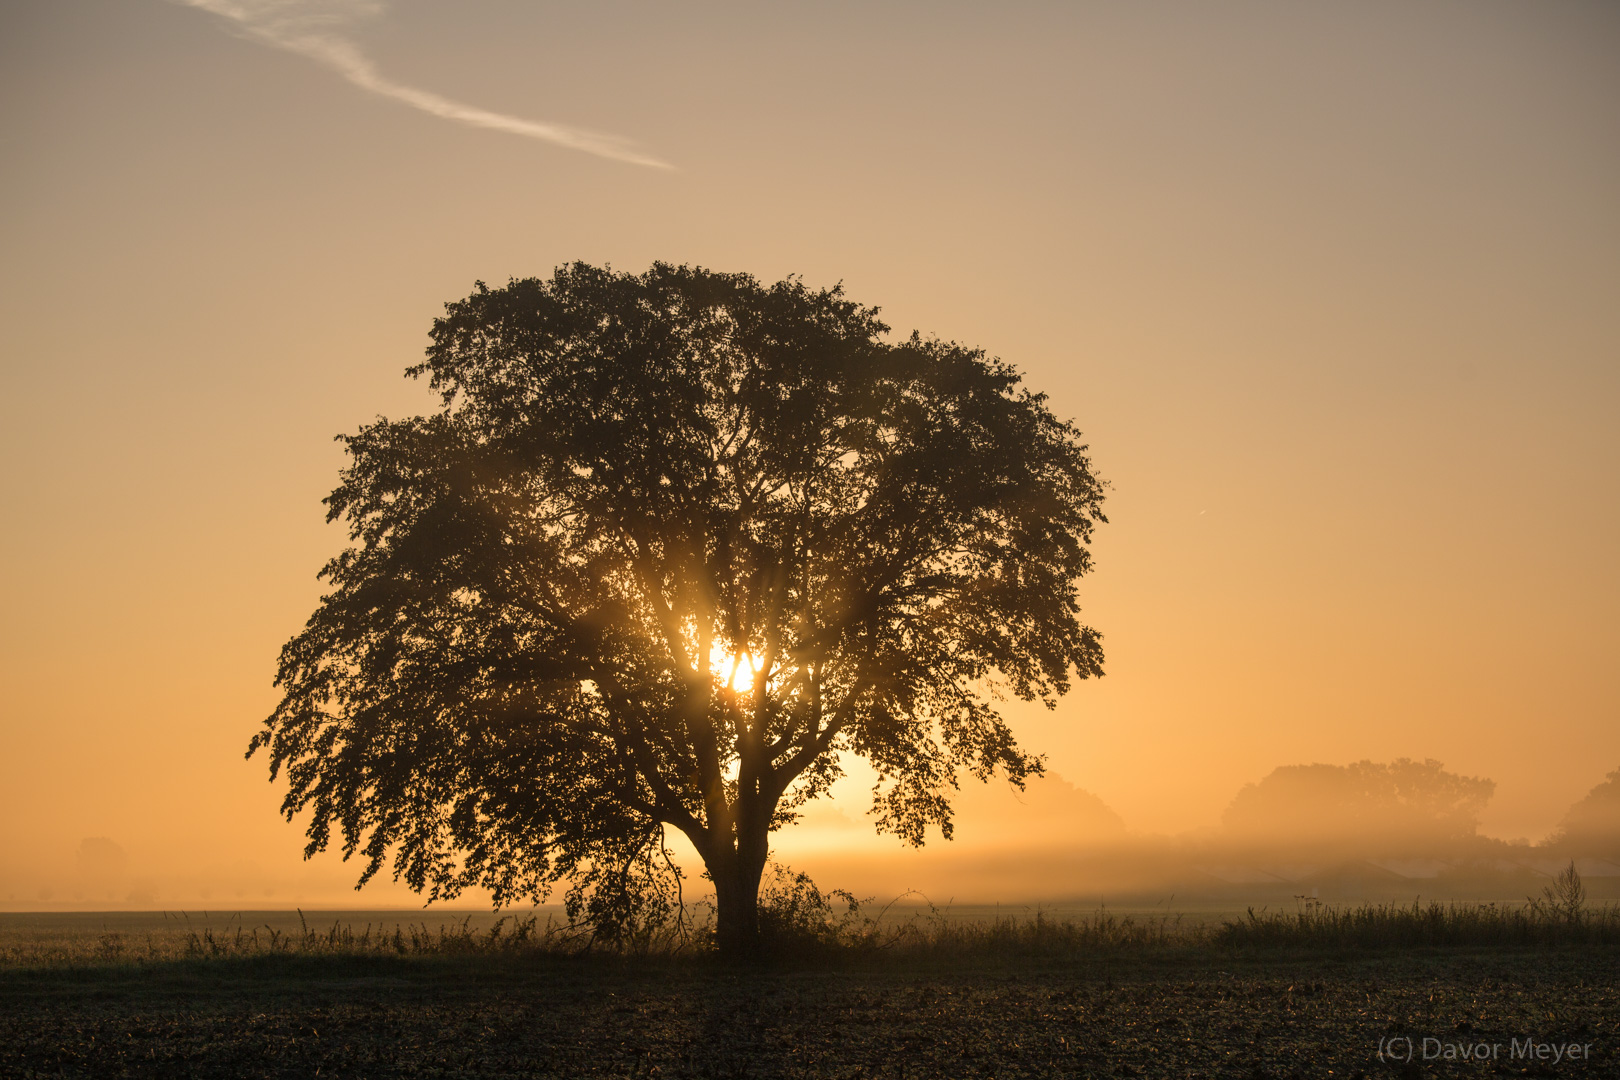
[2,0,1617,908]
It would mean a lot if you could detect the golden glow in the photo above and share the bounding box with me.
[2,1,1616,909]
[710,644,763,694]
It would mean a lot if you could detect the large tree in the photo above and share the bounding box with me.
[253,263,1106,955]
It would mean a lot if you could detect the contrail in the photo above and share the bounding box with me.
[170,0,672,169]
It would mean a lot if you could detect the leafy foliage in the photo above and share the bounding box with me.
[251,263,1106,945]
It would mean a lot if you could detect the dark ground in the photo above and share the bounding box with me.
[3,950,1615,1079]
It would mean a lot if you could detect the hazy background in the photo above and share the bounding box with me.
[2,0,1617,909]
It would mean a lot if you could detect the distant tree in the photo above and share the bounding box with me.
[251,263,1107,956]
[947,771,1126,848]
[74,837,128,878]
[1222,758,1494,855]
[1549,767,1620,859]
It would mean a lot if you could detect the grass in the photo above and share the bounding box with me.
[1215,897,1620,950]
[0,909,559,970]
[4,894,1618,972]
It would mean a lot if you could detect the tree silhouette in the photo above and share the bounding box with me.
[1222,758,1494,856]
[1550,766,1620,859]
[251,263,1106,955]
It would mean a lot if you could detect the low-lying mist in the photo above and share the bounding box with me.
[7,761,1619,912]
[753,759,1620,909]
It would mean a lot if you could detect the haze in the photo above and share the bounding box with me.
[2,0,1617,909]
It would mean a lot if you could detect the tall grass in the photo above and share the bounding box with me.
[1214,898,1620,949]
[5,874,1618,970]
[0,910,574,970]
[1216,861,1620,950]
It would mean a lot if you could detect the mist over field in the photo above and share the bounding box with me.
[11,759,1618,912]
[3,1,1617,924]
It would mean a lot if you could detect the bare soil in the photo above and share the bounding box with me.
[4,949,1616,1078]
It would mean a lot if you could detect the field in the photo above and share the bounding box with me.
[3,906,1617,1079]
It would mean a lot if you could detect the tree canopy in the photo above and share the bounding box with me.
[1551,766,1620,858]
[1222,758,1495,855]
[252,262,1107,953]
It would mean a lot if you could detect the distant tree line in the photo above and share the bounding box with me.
[1216,758,1620,860]
[1548,766,1620,859]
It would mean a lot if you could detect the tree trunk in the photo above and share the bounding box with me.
[710,842,769,960]
[702,751,773,959]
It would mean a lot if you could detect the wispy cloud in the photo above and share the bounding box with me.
[171,0,671,169]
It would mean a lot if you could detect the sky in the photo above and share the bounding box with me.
[2,0,1617,908]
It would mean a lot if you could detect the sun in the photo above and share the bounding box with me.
[710,643,764,693]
